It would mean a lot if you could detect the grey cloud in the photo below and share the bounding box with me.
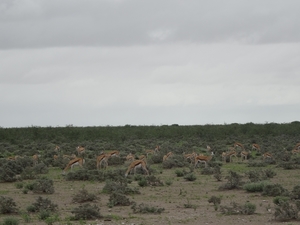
[0,0,300,49]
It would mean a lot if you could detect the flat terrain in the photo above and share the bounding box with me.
[1,158,300,225]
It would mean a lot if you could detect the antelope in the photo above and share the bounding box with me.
[183,152,197,164]
[54,145,60,152]
[125,160,149,177]
[32,154,40,166]
[234,142,245,150]
[194,152,214,168]
[240,150,250,161]
[252,143,260,152]
[96,153,110,169]
[63,158,85,174]
[263,152,272,160]
[163,152,173,161]
[125,153,135,161]
[76,146,85,155]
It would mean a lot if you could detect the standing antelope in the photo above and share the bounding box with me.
[125,160,149,177]
[63,158,85,174]
[76,146,85,155]
[163,152,173,161]
[194,152,214,168]
[96,153,110,170]
[252,144,260,152]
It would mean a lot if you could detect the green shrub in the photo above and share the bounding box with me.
[175,169,187,177]
[243,181,269,192]
[220,201,256,215]
[131,202,165,214]
[274,200,300,221]
[72,188,98,203]
[32,177,55,194]
[291,185,300,200]
[27,196,58,213]
[71,203,102,220]
[2,217,19,225]
[219,170,244,190]
[262,183,289,197]
[184,173,196,181]
[0,196,18,214]
[273,196,290,206]
[107,192,132,207]
[102,180,140,195]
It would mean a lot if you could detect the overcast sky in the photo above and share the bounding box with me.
[1,0,300,128]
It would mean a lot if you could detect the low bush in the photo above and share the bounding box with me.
[274,200,300,221]
[183,173,196,181]
[107,192,132,208]
[219,170,244,190]
[2,217,19,225]
[131,202,165,214]
[27,196,58,213]
[220,201,256,215]
[32,177,55,194]
[71,203,102,220]
[262,183,289,197]
[0,196,18,214]
[72,188,98,203]
[243,181,269,192]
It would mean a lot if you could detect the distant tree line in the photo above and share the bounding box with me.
[0,122,299,144]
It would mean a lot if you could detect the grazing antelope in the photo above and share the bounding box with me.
[234,142,245,150]
[252,144,260,152]
[106,150,120,158]
[221,152,227,162]
[63,158,85,174]
[7,155,21,161]
[138,155,147,162]
[96,153,110,170]
[154,145,160,153]
[145,149,155,157]
[225,150,238,163]
[54,145,60,152]
[63,154,77,160]
[240,150,250,161]
[32,154,40,166]
[263,152,272,160]
[183,152,197,164]
[163,152,173,161]
[53,155,59,160]
[294,143,300,150]
[292,149,300,154]
[194,152,214,168]
[125,153,135,161]
[76,146,85,155]
[125,160,149,177]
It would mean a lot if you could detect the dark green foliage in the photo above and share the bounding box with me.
[27,196,58,213]
[71,203,102,220]
[262,183,289,197]
[291,185,300,200]
[2,217,19,225]
[213,165,222,181]
[201,167,214,175]
[273,196,290,205]
[243,181,269,192]
[175,169,188,177]
[247,160,267,167]
[219,170,244,190]
[220,201,256,215]
[134,175,164,187]
[208,196,221,211]
[0,196,18,214]
[274,200,300,221]
[32,177,55,194]
[107,192,132,207]
[161,155,186,169]
[32,163,48,174]
[102,180,140,195]
[183,173,196,181]
[72,188,98,203]
[131,202,165,214]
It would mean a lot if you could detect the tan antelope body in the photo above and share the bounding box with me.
[163,152,173,161]
[63,158,85,174]
[194,153,213,168]
[125,160,149,177]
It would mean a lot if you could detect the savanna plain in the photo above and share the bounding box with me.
[1,124,300,225]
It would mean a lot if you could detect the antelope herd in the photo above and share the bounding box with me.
[6,142,300,177]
